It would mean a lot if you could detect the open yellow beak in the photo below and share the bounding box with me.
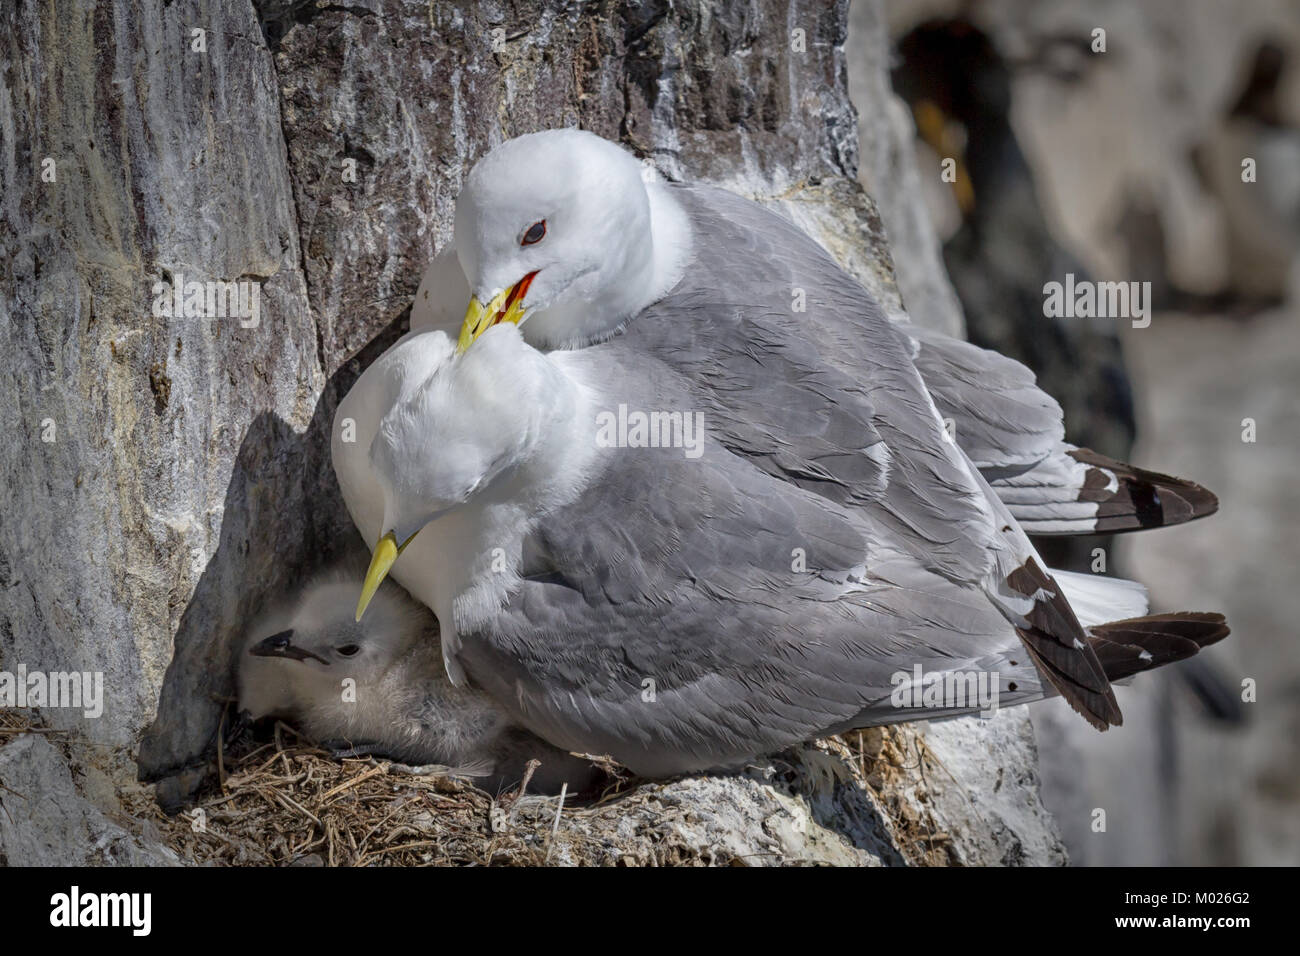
[355,531,409,621]
[457,271,538,353]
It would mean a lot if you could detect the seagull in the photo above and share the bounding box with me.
[411,129,1219,538]
[331,129,1227,776]
[237,569,604,794]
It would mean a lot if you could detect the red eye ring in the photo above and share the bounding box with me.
[521,220,546,245]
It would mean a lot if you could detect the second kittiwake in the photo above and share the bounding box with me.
[330,129,1228,776]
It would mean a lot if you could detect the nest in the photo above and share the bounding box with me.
[122,723,641,866]
[117,721,959,866]
[838,729,958,866]
[2,704,963,866]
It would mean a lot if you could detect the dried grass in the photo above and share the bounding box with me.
[3,706,952,866]
[119,725,951,866]
[121,725,641,866]
[0,709,65,737]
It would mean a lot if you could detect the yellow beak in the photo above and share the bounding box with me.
[355,531,408,621]
[457,271,538,353]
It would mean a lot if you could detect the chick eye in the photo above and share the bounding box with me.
[336,644,361,658]
[521,220,546,246]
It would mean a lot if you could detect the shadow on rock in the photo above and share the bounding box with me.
[137,312,410,812]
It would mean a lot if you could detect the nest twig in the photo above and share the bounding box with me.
[120,730,640,866]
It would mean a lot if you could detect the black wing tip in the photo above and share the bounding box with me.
[1094,611,1230,647]
[1069,448,1220,533]
[1089,612,1231,682]
[1009,557,1123,729]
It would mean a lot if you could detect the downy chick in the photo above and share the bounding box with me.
[238,571,602,795]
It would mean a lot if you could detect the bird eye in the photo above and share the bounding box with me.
[336,644,361,657]
[521,220,546,245]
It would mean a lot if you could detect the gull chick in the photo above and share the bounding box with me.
[238,571,602,795]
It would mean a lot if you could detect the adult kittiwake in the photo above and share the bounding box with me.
[413,130,1219,538]
[330,129,1228,775]
[333,321,1226,776]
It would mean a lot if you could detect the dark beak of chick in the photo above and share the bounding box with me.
[249,629,330,665]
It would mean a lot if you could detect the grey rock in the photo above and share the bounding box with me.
[921,712,1069,865]
[0,734,181,866]
[847,0,966,335]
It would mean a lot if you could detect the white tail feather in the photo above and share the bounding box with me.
[1049,568,1149,627]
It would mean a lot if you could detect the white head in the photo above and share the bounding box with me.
[372,325,579,534]
[453,128,690,351]
[353,324,594,620]
[238,574,430,722]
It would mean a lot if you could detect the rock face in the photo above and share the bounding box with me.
[0,0,1065,864]
[846,0,966,338]
[887,0,1300,306]
[0,734,180,867]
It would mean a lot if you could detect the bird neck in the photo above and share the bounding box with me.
[645,178,694,308]
[410,352,603,643]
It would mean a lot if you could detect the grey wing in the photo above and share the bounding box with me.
[903,322,1218,534]
[623,187,1117,726]
[630,187,994,582]
[459,367,1048,776]
[902,320,1063,470]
